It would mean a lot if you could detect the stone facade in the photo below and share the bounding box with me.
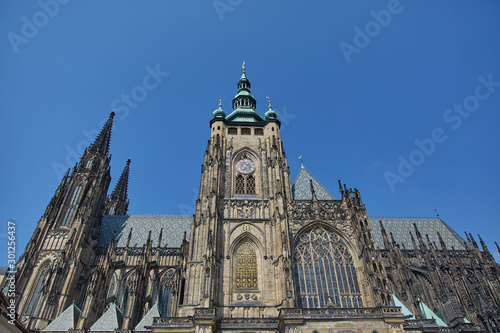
[10,67,500,333]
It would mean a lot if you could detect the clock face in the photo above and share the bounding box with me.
[236,159,255,174]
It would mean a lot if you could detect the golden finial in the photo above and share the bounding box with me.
[219,99,222,103]
[242,60,246,71]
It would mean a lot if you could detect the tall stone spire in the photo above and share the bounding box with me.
[14,112,114,331]
[89,112,115,156]
[105,159,131,216]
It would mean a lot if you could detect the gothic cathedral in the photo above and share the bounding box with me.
[11,66,500,333]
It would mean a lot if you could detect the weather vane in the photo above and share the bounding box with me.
[299,155,303,167]
[242,60,246,71]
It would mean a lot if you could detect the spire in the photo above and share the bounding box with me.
[338,180,344,197]
[410,231,418,250]
[390,232,397,247]
[309,179,317,201]
[105,159,131,216]
[478,234,491,255]
[413,223,426,250]
[380,221,391,249]
[89,112,114,156]
[157,228,163,248]
[127,228,133,248]
[465,231,471,244]
[111,159,130,200]
[469,233,479,249]
[232,62,256,111]
[437,232,447,250]
[425,234,434,251]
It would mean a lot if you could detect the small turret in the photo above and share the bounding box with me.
[265,100,278,120]
[213,99,226,119]
[105,159,131,215]
[478,234,491,256]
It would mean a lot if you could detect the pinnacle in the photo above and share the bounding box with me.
[89,112,114,156]
[110,159,131,201]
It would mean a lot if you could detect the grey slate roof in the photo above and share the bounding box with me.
[292,166,335,200]
[89,303,123,331]
[369,217,466,250]
[135,303,160,332]
[98,215,192,248]
[42,303,81,331]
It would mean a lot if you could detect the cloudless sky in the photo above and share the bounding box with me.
[1,1,499,266]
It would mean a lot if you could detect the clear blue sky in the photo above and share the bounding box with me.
[1,1,499,266]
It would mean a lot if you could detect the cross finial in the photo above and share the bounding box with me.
[299,155,304,168]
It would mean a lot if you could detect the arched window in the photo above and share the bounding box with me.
[26,264,51,315]
[235,175,245,194]
[70,183,83,205]
[61,183,83,226]
[246,175,255,194]
[154,269,175,317]
[117,272,134,314]
[235,241,258,290]
[294,226,362,308]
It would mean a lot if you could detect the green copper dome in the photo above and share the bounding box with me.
[213,99,226,119]
[265,101,278,120]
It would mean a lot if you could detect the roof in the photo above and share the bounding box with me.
[419,300,448,326]
[369,217,466,250]
[42,303,81,332]
[134,303,160,331]
[89,303,123,331]
[97,215,192,248]
[292,166,335,200]
[392,294,415,319]
[225,108,266,123]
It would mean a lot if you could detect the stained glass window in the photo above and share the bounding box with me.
[235,241,258,289]
[155,269,175,317]
[26,265,50,315]
[117,283,129,313]
[293,226,363,308]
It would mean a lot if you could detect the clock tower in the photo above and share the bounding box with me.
[179,63,295,319]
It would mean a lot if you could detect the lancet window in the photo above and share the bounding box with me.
[235,241,258,289]
[26,264,51,315]
[153,269,175,317]
[61,183,83,226]
[293,226,362,308]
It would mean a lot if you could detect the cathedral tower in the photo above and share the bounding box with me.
[14,113,115,330]
[180,63,295,318]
